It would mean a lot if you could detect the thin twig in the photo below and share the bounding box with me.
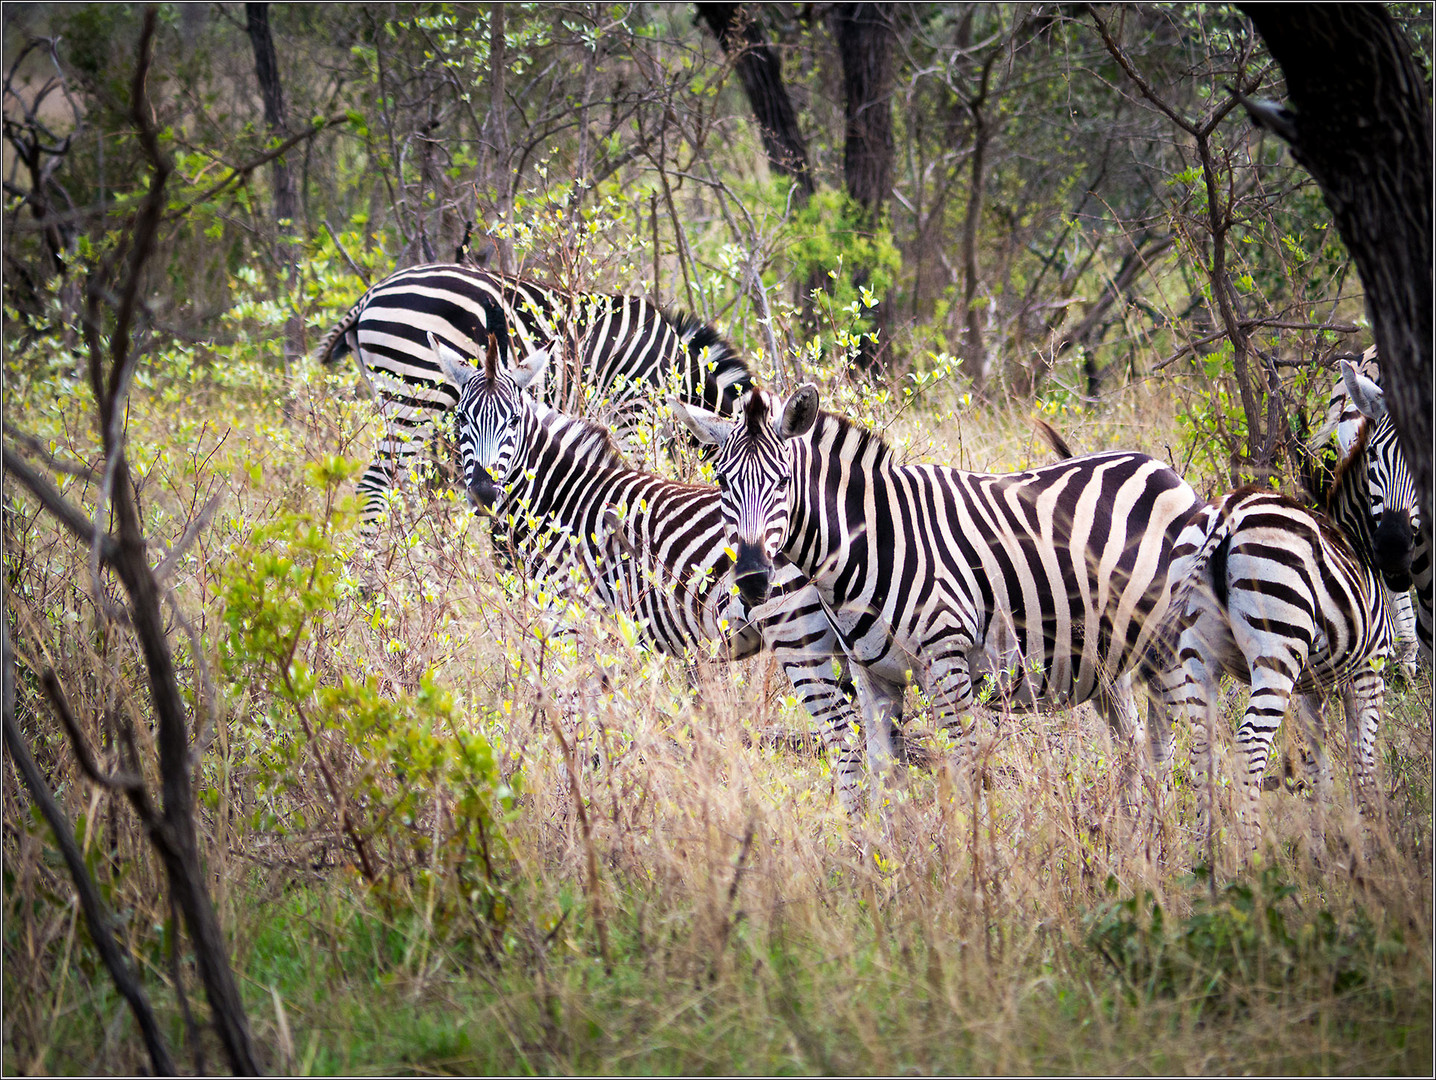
[2,450,118,561]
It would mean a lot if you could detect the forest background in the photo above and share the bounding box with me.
[3,3,1432,1075]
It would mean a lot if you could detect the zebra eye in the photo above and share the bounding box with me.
[715,473,729,492]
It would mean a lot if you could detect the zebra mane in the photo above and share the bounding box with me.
[669,310,735,359]
[745,386,768,436]
[538,406,628,471]
[810,407,893,468]
[1302,420,1382,564]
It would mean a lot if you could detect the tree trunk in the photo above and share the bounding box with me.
[1241,4,1433,531]
[959,104,989,387]
[831,2,896,370]
[490,2,513,273]
[246,1,302,372]
[696,3,814,201]
[245,3,295,227]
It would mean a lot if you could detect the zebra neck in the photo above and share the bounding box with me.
[499,401,627,525]
[787,411,893,569]
[1324,425,1384,565]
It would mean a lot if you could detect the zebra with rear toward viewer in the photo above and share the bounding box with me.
[434,335,877,814]
[318,263,752,528]
[1146,398,1405,848]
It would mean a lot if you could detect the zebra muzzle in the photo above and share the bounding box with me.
[734,542,772,605]
[1374,507,1415,588]
[467,467,502,513]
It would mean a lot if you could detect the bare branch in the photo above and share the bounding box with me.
[3,424,99,480]
[3,629,177,1077]
[39,669,153,808]
[2,449,118,562]
[154,491,225,583]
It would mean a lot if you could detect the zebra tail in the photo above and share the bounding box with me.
[1031,416,1076,460]
[316,285,379,366]
[1142,503,1232,683]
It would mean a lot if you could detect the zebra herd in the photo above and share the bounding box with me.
[321,263,1430,852]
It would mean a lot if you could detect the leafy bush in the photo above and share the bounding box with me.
[216,456,520,938]
[1085,866,1401,1018]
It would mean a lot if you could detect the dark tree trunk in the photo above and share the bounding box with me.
[958,91,991,389]
[831,2,897,370]
[245,3,295,226]
[832,3,895,218]
[490,2,513,273]
[246,1,303,372]
[697,3,815,200]
[1241,4,1432,531]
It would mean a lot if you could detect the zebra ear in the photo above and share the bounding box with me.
[1341,359,1386,421]
[778,384,819,441]
[511,340,553,391]
[669,398,736,446]
[429,332,479,389]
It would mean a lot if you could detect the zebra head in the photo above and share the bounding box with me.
[431,331,552,513]
[674,384,819,605]
[1340,358,1419,585]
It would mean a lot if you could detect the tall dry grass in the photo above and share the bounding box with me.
[4,350,1430,1074]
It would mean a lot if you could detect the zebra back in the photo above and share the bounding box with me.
[318,262,752,528]
[322,262,749,417]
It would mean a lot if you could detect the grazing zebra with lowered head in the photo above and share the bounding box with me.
[317,263,752,528]
[1314,351,1430,670]
[432,335,877,814]
[1147,408,1405,850]
[675,386,1206,800]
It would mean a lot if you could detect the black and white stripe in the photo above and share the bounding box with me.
[434,340,872,813]
[1315,350,1430,668]
[1149,415,1402,847]
[676,386,1205,793]
[318,263,752,527]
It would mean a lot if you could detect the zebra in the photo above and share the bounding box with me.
[1315,352,1430,669]
[673,386,1207,803]
[430,334,878,814]
[317,263,753,528]
[1147,411,1405,849]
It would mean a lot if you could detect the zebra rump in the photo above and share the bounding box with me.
[1147,423,1397,849]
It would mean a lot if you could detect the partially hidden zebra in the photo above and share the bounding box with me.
[317,263,753,528]
[674,386,1206,803]
[431,335,876,814]
[1314,350,1430,669]
[1147,406,1405,849]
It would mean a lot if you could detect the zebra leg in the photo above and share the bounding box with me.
[1294,693,1332,800]
[1291,692,1332,855]
[850,665,906,809]
[1090,672,1146,819]
[1166,634,1221,853]
[356,427,426,534]
[1414,519,1432,668]
[926,651,979,783]
[1386,587,1419,680]
[1231,663,1301,853]
[1340,664,1386,817]
[772,647,868,817]
[355,458,398,531]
